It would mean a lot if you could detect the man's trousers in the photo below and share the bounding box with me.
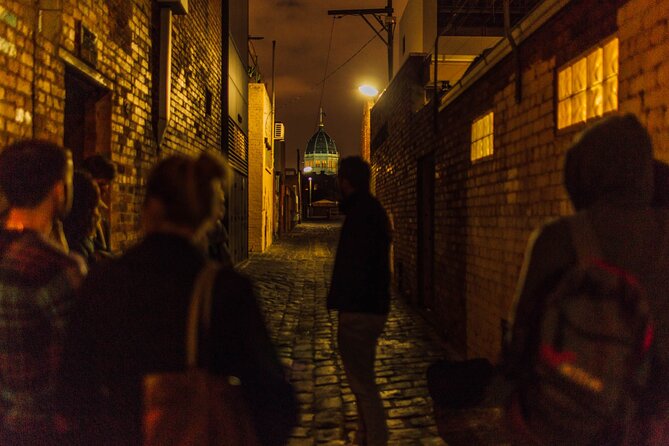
[337,312,388,446]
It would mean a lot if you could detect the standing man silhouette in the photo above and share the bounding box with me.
[328,156,391,446]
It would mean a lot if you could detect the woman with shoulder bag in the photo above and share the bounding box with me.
[60,154,297,446]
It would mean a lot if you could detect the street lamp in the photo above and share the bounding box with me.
[358,84,379,162]
[358,85,379,97]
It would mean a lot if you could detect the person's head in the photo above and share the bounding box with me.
[142,153,227,237]
[0,139,73,218]
[564,113,654,211]
[338,156,371,197]
[63,171,100,243]
[82,155,116,196]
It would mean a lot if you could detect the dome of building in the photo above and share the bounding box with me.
[306,122,338,155]
[303,109,340,176]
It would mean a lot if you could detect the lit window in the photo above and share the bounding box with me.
[557,37,618,130]
[471,111,494,161]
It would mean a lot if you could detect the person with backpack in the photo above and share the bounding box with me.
[504,114,669,445]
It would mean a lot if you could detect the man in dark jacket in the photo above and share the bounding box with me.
[328,156,391,446]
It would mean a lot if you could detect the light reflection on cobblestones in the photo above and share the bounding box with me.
[239,222,448,446]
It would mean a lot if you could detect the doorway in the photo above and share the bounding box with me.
[63,65,112,166]
[417,154,435,309]
[63,65,112,247]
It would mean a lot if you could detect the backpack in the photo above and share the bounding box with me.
[514,213,655,445]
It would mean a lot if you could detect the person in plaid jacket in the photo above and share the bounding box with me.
[0,139,84,445]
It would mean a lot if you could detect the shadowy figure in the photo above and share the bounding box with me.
[81,155,116,254]
[0,139,84,445]
[63,171,101,267]
[61,153,296,445]
[328,156,391,446]
[505,114,669,445]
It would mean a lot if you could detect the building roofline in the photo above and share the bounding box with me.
[438,0,570,112]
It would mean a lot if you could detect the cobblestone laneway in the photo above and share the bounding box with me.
[239,221,448,446]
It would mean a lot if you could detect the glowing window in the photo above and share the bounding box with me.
[558,37,618,130]
[471,111,494,161]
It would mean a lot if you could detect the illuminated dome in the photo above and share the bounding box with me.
[304,109,339,175]
[306,126,338,155]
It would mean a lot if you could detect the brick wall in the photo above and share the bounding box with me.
[248,82,273,252]
[0,0,226,252]
[371,0,666,360]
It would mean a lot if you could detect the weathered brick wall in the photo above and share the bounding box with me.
[0,0,225,252]
[618,0,669,159]
[372,0,664,360]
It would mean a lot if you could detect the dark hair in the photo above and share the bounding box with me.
[338,156,371,192]
[145,153,226,230]
[565,114,654,210]
[63,171,100,245]
[0,139,71,208]
[82,155,116,181]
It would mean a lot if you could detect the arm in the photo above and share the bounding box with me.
[505,220,573,376]
[210,270,297,446]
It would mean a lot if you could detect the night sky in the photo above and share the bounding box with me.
[249,0,408,168]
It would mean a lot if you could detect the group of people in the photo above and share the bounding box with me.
[0,111,667,446]
[0,141,296,445]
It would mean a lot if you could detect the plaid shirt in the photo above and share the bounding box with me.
[0,229,84,432]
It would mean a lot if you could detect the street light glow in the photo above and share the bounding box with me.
[303,166,313,173]
[358,85,379,97]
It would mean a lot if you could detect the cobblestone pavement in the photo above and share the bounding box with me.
[239,221,448,446]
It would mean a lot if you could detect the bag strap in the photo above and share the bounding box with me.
[186,261,221,368]
[568,212,603,265]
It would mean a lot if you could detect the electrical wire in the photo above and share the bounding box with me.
[317,17,336,128]
[276,27,381,113]
[315,32,377,87]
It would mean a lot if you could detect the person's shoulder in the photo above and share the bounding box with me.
[4,231,86,285]
[353,192,387,216]
[525,215,572,257]
[215,266,253,292]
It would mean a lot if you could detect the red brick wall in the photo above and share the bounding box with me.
[0,0,225,251]
[371,0,665,359]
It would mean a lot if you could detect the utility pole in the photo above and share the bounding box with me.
[297,148,302,224]
[328,0,394,82]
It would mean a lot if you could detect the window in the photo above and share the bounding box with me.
[471,111,494,161]
[557,37,618,130]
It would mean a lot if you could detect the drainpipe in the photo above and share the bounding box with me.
[504,0,522,103]
[157,8,172,144]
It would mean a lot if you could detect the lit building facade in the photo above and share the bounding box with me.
[247,82,274,252]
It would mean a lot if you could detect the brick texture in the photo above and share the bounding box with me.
[0,0,225,251]
[371,0,666,360]
[248,82,274,252]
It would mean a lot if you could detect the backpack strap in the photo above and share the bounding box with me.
[568,212,604,265]
[186,261,221,368]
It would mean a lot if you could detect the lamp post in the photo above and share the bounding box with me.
[308,177,313,206]
[358,85,379,162]
[303,166,313,219]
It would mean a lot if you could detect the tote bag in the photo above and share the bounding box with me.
[143,263,260,446]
